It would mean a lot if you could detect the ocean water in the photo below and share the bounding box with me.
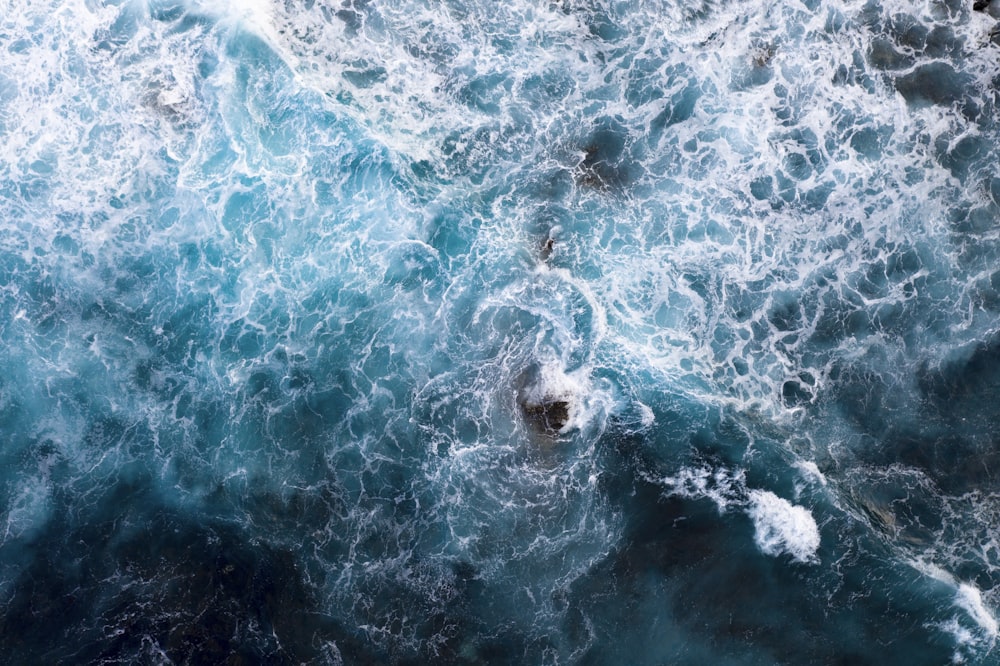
[3,0,1000,663]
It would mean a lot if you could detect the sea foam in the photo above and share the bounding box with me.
[747,489,820,563]
[2,0,1000,662]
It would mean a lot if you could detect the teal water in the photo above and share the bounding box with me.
[3,0,1000,663]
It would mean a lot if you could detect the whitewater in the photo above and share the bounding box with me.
[3,0,1000,663]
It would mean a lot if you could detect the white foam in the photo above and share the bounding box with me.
[747,489,820,563]
[637,401,655,428]
[795,460,827,486]
[657,466,745,514]
[521,360,610,435]
[956,583,999,640]
[909,560,998,659]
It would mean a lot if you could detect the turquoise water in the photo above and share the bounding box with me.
[3,0,1000,663]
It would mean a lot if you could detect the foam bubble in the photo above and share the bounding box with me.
[747,489,820,563]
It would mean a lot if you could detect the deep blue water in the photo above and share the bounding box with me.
[4,0,1000,663]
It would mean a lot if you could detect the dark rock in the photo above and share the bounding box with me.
[515,364,573,436]
[523,399,570,433]
[541,236,555,261]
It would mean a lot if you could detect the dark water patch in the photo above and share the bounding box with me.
[919,333,1000,405]
[91,3,143,53]
[894,62,972,108]
[451,70,510,116]
[426,209,477,267]
[133,354,185,402]
[565,458,958,666]
[342,62,388,89]
[828,361,899,439]
[641,66,701,145]
[749,175,772,200]
[155,292,219,366]
[222,179,271,240]
[773,169,798,205]
[829,246,930,330]
[869,13,968,73]
[970,268,1000,311]
[923,24,965,58]
[868,37,914,71]
[576,116,643,191]
[520,69,577,110]
[768,292,802,332]
[948,204,1000,268]
[383,241,443,293]
[883,430,1000,495]
[886,13,930,50]
[624,55,667,108]
[335,0,372,37]
[220,317,265,359]
[1,503,375,665]
[914,338,1000,467]
[551,0,628,43]
[341,554,489,664]
[440,123,523,184]
[147,0,186,24]
[849,125,887,160]
[935,133,990,181]
[235,482,345,549]
[260,374,353,453]
[5,265,78,338]
[782,375,815,408]
[819,331,1000,495]
[832,48,879,95]
[242,367,283,405]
